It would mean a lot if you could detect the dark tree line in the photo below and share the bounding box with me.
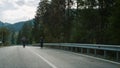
[32,0,120,45]
[0,27,10,46]
[3,0,119,45]
[17,21,33,44]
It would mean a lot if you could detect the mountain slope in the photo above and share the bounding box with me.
[0,19,34,32]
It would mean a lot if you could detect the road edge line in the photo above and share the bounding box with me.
[28,49,57,68]
[61,50,120,65]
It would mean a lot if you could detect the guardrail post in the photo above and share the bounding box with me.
[87,48,89,54]
[104,50,107,58]
[81,48,83,53]
[64,47,67,50]
[72,47,74,51]
[66,47,68,51]
[75,47,78,52]
[63,46,65,50]
[68,47,70,51]
[60,46,61,49]
[70,47,72,51]
[94,49,97,56]
[116,51,119,61]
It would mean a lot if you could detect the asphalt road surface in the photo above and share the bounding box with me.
[0,46,119,68]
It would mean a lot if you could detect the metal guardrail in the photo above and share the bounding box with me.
[33,43,120,62]
[43,43,120,51]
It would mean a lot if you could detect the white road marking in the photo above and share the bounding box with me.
[59,50,120,65]
[28,48,57,68]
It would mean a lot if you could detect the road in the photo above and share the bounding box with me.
[0,46,119,68]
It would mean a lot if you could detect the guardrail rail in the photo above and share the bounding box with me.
[33,43,120,62]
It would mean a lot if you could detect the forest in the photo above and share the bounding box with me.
[0,0,120,45]
[32,0,120,45]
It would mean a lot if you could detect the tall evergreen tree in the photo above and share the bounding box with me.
[108,0,120,44]
[33,0,49,42]
[0,27,10,45]
[17,22,33,44]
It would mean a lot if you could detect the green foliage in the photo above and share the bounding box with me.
[33,0,120,45]
[0,27,10,46]
[32,0,50,43]
[108,0,120,44]
[17,21,33,44]
[34,0,66,42]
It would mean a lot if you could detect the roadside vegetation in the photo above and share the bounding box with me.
[0,27,10,46]
[0,0,120,45]
[32,0,120,45]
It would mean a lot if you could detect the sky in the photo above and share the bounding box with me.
[0,0,40,24]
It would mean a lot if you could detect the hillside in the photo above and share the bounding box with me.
[0,19,34,32]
